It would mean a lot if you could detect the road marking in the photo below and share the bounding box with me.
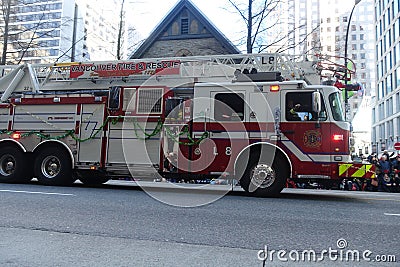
[0,189,74,196]
[384,213,400,217]
[361,197,400,202]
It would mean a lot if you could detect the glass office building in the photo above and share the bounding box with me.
[372,0,400,152]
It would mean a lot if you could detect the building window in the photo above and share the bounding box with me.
[372,107,376,124]
[386,74,393,94]
[397,117,400,136]
[396,43,400,66]
[389,120,394,142]
[386,52,392,71]
[396,93,400,113]
[181,18,189,34]
[379,103,384,121]
[386,98,393,116]
[380,81,385,98]
[396,68,400,89]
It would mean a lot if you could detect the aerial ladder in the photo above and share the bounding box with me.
[0,53,323,102]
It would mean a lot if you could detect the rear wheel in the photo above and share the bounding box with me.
[240,152,288,197]
[34,147,74,186]
[0,146,31,183]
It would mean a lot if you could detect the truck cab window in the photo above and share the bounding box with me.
[214,93,244,121]
[286,92,326,121]
[329,92,345,121]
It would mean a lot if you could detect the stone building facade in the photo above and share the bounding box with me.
[140,38,235,58]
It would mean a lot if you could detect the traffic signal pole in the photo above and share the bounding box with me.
[344,0,361,121]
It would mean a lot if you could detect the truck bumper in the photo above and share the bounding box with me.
[338,163,376,179]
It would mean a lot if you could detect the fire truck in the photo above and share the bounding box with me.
[0,53,375,196]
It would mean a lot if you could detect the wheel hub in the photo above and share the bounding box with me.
[41,156,61,179]
[0,155,16,176]
[250,164,276,189]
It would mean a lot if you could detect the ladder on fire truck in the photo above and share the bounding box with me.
[0,53,321,102]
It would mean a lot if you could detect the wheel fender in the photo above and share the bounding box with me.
[33,140,75,169]
[234,142,292,178]
[0,139,27,152]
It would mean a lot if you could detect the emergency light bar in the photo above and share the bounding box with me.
[235,71,283,82]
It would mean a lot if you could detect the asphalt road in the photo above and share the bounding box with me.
[0,181,399,267]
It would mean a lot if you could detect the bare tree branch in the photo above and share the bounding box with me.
[227,0,282,53]
[227,0,249,26]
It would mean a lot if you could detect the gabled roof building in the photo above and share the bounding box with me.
[130,0,239,59]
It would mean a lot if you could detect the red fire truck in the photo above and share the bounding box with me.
[0,53,374,196]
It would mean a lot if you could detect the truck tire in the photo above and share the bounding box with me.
[34,147,74,186]
[240,152,288,197]
[0,146,31,183]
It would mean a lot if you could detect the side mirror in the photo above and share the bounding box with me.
[108,86,121,110]
[312,91,321,114]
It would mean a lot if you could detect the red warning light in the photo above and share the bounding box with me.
[333,134,344,141]
[12,132,21,140]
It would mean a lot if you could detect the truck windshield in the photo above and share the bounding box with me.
[329,92,345,121]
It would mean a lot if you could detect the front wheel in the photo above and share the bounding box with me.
[34,147,74,186]
[240,153,288,197]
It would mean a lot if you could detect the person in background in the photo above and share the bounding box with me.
[367,153,378,165]
[377,155,391,192]
[391,154,400,192]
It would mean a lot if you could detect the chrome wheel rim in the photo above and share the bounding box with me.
[249,164,276,191]
[0,154,16,176]
[41,156,61,179]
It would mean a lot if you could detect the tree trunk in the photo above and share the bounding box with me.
[247,0,252,54]
[117,0,125,60]
[1,0,12,65]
